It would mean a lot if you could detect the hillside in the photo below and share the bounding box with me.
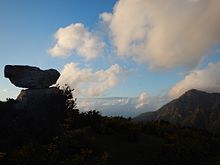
[0,87,220,164]
[134,89,220,134]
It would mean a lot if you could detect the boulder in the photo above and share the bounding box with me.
[4,65,60,89]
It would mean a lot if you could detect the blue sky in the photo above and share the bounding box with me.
[0,0,220,116]
[0,0,115,98]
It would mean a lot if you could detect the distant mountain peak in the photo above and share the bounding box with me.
[177,89,215,103]
[184,89,204,94]
[181,89,208,97]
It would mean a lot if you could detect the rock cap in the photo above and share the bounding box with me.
[4,65,60,89]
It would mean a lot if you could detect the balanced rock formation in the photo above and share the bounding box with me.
[4,65,60,89]
[2,65,66,143]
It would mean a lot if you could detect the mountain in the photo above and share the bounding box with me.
[134,89,220,133]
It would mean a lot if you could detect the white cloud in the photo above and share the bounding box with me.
[101,0,220,69]
[2,89,8,92]
[100,12,112,25]
[169,61,220,98]
[57,63,126,97]
[77,94,170,117]
[49,23,105,60]
[135,92,150,109]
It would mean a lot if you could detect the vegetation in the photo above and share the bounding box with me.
[0,86,220,164]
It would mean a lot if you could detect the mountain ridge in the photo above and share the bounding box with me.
[134,89,220,134]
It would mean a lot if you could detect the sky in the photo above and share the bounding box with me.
[0,0,220,117]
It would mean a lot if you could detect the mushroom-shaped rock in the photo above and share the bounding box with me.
[4,65,60,89]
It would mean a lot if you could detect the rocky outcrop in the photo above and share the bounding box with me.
[4,65,60,89]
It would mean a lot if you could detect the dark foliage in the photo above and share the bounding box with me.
[0,86,220,164]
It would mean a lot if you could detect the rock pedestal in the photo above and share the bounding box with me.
[16,87,61,106]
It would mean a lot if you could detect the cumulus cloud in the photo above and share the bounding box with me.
[49,23,105,60]
[100,12,113,25]
[57,63,126,97]
[101,0,220,69]
[135,92,150,109]
[169,61,220,98]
